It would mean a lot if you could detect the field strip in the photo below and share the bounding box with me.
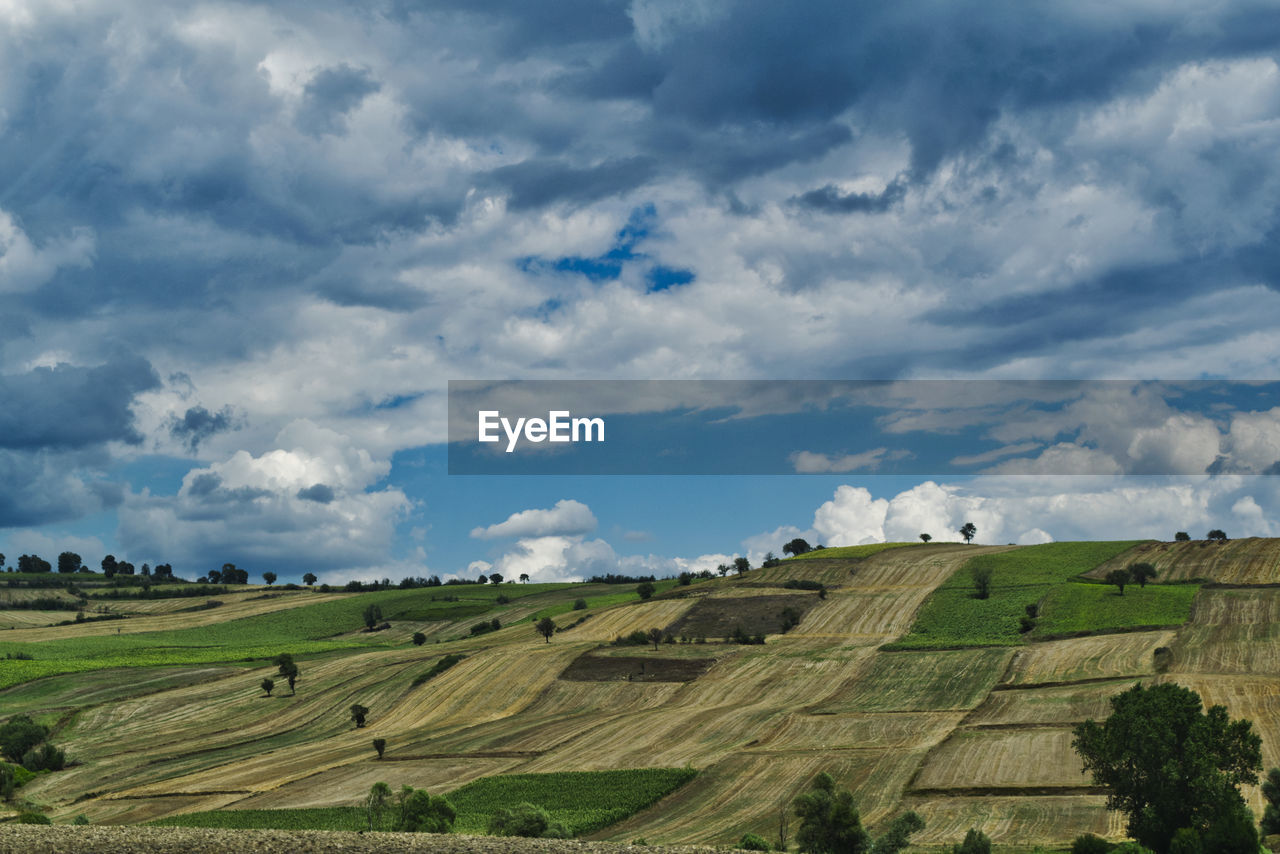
[1089,537,1280,584]
[912,727,1090,790]
[963,680,1130,727]
[999,630,1173,685]
[903,793,1124,846]
[556,599,697,641]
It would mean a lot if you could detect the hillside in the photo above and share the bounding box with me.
[4,538,1280,850]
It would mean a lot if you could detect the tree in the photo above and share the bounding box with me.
[261,678,274,697]
[734,556,751,574]
[519,573,530,583]
[0,715,49,764]
[477,574,488,584]
[373,737,386,759]
[717,563,730,577]
[262,571,277,586]
[1129,562,1157,588]
[366,781,391,830]
[636,581,655,600]
[363,603,383,629]
[950,828,991,854]
[971,565,993,600]
[646,627,663,651]
[101,555,117,578]
[1106,568,1131,595]
[303,572,317,586]
[57,552,82,574]
[919,533,931,543]
[488,802,566,838]
[351,703,369,728]
[794,772,869,854]
[870,812,925,854]
[1072,682,1262,853]
[1175,531,1191,542]
[275,653,299,694]
[489,573,503,585]
[783,538,812,557]
[17,554,51,573]
[396,784,456,832]
[536,616,556,643]
[1207,529,1229,542]
[1260,767,1280,835]
[412,631,427,646]
[959,522,977,544]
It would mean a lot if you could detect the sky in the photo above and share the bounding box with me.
[3,0,1280,584]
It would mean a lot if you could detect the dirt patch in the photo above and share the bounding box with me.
[559,652,716,683]
[664,594,821,640]
[0,826,723,854]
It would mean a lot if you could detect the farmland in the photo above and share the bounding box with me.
[4,536,1280,852]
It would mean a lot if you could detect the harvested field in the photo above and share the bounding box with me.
[1088,536,1280,584]
[0,609,77,628]
[785,589,932,639]
[912,727,1090,790]
[815,648,1012,713]
[1171,588,1280,674]
[905,794,1124,847]
[754,711,965,751]
[556,600,696,642]
[662,593,821,640]
[560,651,715,682]
[999,630,1174,686]
[966,681,1129,727]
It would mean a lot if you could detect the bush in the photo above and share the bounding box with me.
[739,832,771,851]
[1167,828,1202,854]
[636,582,655,600]
[412,653,465,687]
[487,802,569,838]
[23,742,65,772]
[951,827,991,854]
[573,598,587,610]
[783,579,825,591]
[16,812,51,824]
[0,715,48,764]
[396,785,456,833]
[1071,834,1113,854]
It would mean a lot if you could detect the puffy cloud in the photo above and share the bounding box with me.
[471,499,598,539]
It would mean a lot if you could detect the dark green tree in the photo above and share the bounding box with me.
[919,533,931,543]
[366,781,391,830]
[1174,532,1191,542]
[57,552,82,574]
[1106,568,1131,595]
[1260,766,1280,835]
[646,627,663,650]
[636,581,655,600]
[412,631,427,646]
[870,811,925,854]
[262,571,277,586]
[971,565,993,600]
[783,538,812,557]
[1207,529,1229,542]
[0,715,48,764]
[261,678,274,697]
[396,785,456,832]
[950,828,991,854]
[101,555,117,578]
[303,572,317,586]
[363,603,383,629]
[373,737,386,759]
[959,522,977,544]
[794,772,869,854]
[734,556,751,574]
[274,653,299,694]
[489,573,503,584]
[1072,682,1261,853]
[1129,563,1157,588]
[536,616,556,643]
[351,703,369,728]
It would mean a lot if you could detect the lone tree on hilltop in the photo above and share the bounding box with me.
[519,573,529,583]
[919,533,931,543]
[971,564,993,600]
[1175,531,1191,542]
[536,616,556,643]
[734,556,751,574]
[1106,568,1131,595]
[1129,562,1157,588]
[262,571,276,586]
[636,581,655,600]
[1073,682,1262,853]
[783,538,812,557]
[959,522,977,544]
[489,573,503,585]
[1207,529,1229,542]
[717,563,730,576]
[351,704,369,728]
[303,572,317,586]
[260,678,274,697]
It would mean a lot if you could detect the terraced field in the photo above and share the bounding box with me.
[6,537,1280,851]
[1088,536,1280,584]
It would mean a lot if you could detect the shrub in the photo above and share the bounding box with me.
[0,715,48,764]
[412,632,427,646]
[413,653,465,686]
[23,742,65,772]
[636,582,655,600]
[951,827,991,854]
[573,598,587,610]
[487,802,569,838]
[396,785,456,833]
[971,565,993,599]
[17,812,51,824]
[1071,834,1113,854]
[739,832,771,851]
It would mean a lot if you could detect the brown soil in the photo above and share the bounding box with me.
[0,826,723,854]
[663,594,820,640]
[558,652,716,682]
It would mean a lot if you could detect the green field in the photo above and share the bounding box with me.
[786,542,921,561]
[1034,581,1200,636]
[149,768,698,836]
[890,541,1148,648]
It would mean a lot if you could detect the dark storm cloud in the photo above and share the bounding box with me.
[793,177,907,214]
[486,157,659,210]
[0,357,159,450]
[167,405,241,452]
[297,483,336,503]
[296,64,381,137]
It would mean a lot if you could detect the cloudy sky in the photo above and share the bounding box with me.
[3,0,1280,583]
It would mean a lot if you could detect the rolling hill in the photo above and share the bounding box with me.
[4,537,1280,851]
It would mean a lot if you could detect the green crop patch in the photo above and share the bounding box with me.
[1034,582,1199,636]
[786,543,920,561]
[891,541,1147,649]
[150,768,698,836]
